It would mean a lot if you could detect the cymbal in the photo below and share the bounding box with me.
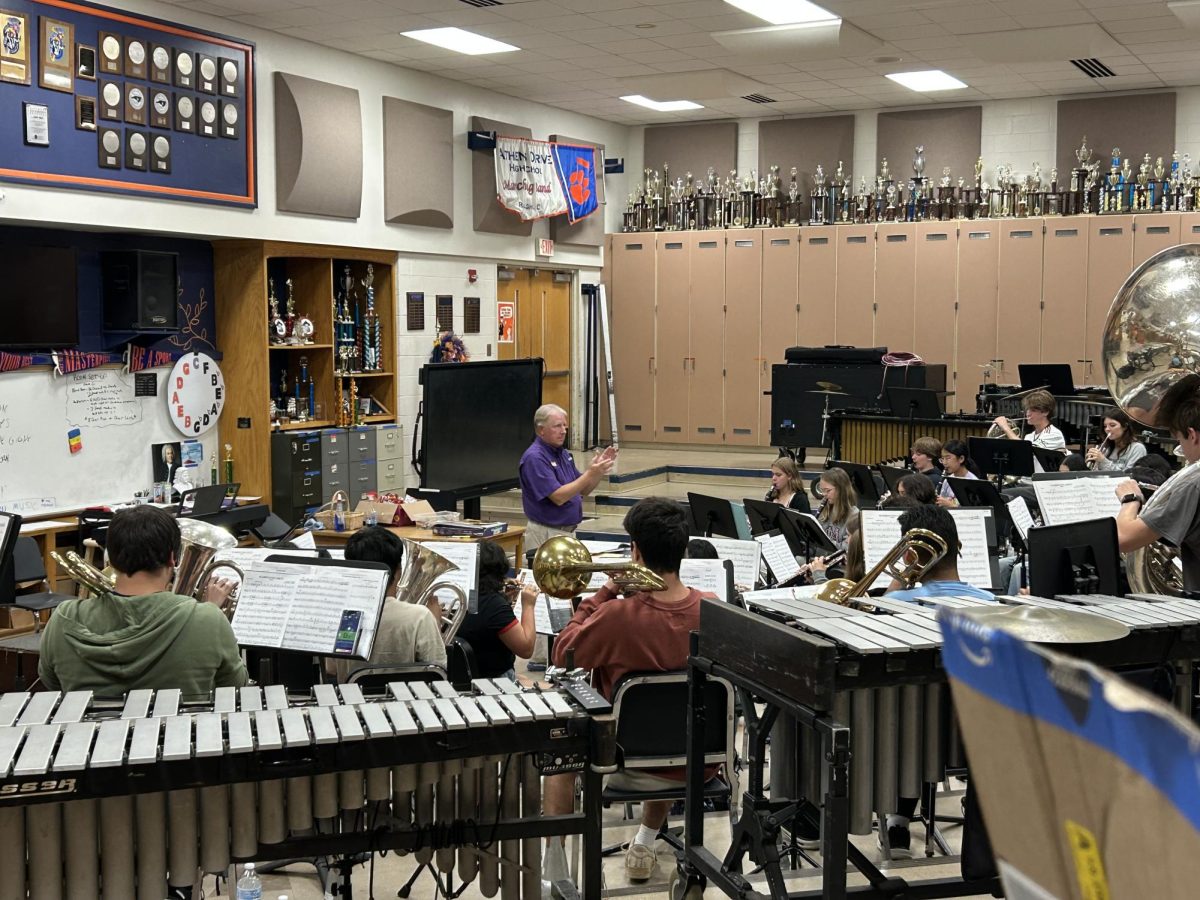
[963,604,1130,644]
[808,389,848,396]
[815,381,843,393]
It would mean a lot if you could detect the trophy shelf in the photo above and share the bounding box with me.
[268,343,334,350]
[278,418,336,432]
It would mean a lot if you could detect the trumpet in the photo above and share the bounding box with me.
[815,528,947,606]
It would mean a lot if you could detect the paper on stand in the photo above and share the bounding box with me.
[1007,497,1034,541]
[702,536,762,589]
[421,541,480,607]
[679,558,730,602]
[947,508,994,589]
[754,532,800,583]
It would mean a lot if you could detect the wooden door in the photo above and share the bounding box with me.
[874,224,917,353]
[610,237,657,440]
[1086,216,1134,384]
[689,234,725,444]
[761,228,801,441]
[835,225,875,346]
[534,270,572,414]
[996,220,1044,376]
[956,221,999,411]
[725,231,762,444]
[1041,221,1089,385]
[655,236,691,442]
[913,222,957,403]
[1133,213,1180,267]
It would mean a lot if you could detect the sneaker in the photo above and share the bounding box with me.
[877,822,912,860]
[625,842,658,881]
[794,822,821,851]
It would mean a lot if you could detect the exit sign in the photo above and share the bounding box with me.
[536,238,554,257]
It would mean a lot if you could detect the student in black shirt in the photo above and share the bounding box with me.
[457,541,537,679]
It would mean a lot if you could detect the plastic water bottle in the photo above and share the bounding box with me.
[236,862,262,900]
[363,493,377,527]
[333,494,346,532]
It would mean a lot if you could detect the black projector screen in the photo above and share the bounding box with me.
[419,358,544,499]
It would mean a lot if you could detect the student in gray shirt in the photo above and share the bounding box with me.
[1115,375,1200,591]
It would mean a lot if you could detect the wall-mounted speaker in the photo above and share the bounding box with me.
[102,250,179,332]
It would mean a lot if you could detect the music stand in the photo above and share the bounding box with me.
[1018,363,1076,397]
[742,498,782,537]
[686,493,742,539]
[876,465,909,497]
[1027,518,1121,597]
[0,512,23,609]
[945,477,1018,545]
[825,460,882,506]
[968,437,1034,485]
[777,508,837,563]
[1030,446,1066,474]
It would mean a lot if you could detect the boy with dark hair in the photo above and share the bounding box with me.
[39,505,246,701]
[543,498,702,885]
[884,505,996,604]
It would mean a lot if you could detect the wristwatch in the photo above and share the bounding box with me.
[1120,493,1142,505]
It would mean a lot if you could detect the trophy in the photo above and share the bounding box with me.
[1121,158,1132,212]
[974,156,984,189]
[223,444,234,485]
[885,183,897,221]
[879,157,890,184]
[283,278,296,342]
[267,278,286,344]
[362,264,381,372]
[913,145,925,184]
[278,368,288,410]
[810,164,827,225]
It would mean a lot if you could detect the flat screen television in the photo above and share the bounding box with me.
[0,244,79,348]
[418,358,544,500]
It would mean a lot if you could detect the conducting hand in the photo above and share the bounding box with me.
[588,448,617,477]
[204,576,236,609]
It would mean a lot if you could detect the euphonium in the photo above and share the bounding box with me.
[393,537,469,645]
[532,535,665,599]
[814,528,948,606]
[50,550,116,597]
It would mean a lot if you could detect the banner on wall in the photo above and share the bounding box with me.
[494,137,599,223]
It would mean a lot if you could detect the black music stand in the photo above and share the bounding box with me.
[968,437,1034,485]
[876,464,909,498]
[824,460,882,506]
[742,498,782,537]
[1018,363,1076,397]
[945,477,1018,544]
[779,509,837,563]
[1030,446,1067,474]
[686,493,743,539]
[1027,518,1121,597]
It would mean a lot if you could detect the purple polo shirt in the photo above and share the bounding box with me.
[519,437,583,528]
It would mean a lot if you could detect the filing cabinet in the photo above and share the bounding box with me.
[270,431,323,525]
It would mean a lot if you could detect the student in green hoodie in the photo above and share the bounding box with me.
[39,505,247,701]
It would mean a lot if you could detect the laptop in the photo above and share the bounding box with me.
[180,483,240,517]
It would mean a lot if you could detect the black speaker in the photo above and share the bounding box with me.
[101,250,179,332]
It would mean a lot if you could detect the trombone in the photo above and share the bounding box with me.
[815,528,948,606]
[532,535,665,599]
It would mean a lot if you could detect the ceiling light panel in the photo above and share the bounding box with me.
[400,28,519,55]
[723,0,839,26]
[885,69,968,91]
[620,95,704,111]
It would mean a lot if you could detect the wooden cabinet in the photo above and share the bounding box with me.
[1133,213,1180,267]
[1085,216,1134,384]
[214,241,396,501]
[725,231,762,445]
[913,222,957,403]
[655,237,691,442]
[956,221,999,412]
[689,235,725,444]
[834,226,875,346]
[874,224,916,353]
[996,220,1044,378]
[761,228,802,440]
[1041,221,1089,385]
[609,236,656,440]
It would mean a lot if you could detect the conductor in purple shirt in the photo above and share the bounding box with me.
[519,403,617,551]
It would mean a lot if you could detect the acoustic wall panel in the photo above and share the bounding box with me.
[383,97,452,229]
[472,115,532,236]
[274,72,362,219]
[1055,93,1176,178]
[758,116,855,221]
[549,134,604,246]
[643,123,737,183]
[877,107,982,186]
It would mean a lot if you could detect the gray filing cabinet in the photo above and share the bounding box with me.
[376,423,404,493]
[346,426,377,500]
[321,428,348,503]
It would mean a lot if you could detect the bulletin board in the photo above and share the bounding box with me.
[0,0,256,207]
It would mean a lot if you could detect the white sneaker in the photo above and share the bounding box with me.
[625,842,657,881]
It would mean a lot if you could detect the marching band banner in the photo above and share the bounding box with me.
[494,136,599,224]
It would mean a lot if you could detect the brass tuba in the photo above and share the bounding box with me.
[532,535,666,599]
[815,528,948,606]
[393,538,469,645]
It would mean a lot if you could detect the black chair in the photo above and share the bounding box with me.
[446,638,478,692]
[11,537,74,618]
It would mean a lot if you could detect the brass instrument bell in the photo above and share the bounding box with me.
[815,527,948,606]
[532,535,665,599]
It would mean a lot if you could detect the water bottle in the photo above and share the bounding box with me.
[236,862,262,900]
[333,493,346,532]
[363,493,377,527]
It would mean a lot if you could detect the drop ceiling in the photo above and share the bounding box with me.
[160,0,1200,125]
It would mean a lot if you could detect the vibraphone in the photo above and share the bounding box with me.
[679,592,1200,900]
[0,676,615,899]
[828,411,993,465]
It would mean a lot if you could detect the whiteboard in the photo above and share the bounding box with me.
[0,366,219,516]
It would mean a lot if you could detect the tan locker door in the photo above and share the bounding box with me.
[1133,213,1180,267]
[725,231,762,445]
[655,236,691,443]
[956,222,1000,412]
[835,225,876,346]
[1041,222,1089,385]
[1181,212,1200,244]
[537,271,572,415]
[689,234,726,444]
[610,236,656,440]
[496,269,524,362]
[874,224,917,353]
[761,228,802,441]
[1085,216,1134,385]
[996,220,1045,378]
[914,222,957,405]
[598,235,613,440]
[798,231,836,346]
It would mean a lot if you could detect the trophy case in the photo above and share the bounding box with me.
[214,240,397,499]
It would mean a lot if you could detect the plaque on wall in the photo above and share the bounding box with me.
[125,129,147,170]
[198,99,216,137]
[97,127,121,169]
[39,17,73,92]
[220,101,238,139]
[174,93,195,132]
[197,53,216,93]
[98,31,121,75]
[124,37,146,79]
[76,95,96,131]
[150,134,171,174]
[23,101,48,147]
[76,43,95,80]
[0,9,32,85]
[150,89,170,128]
[149,43,170,82]
[99,79,121,120]
[219,57,238,97]
[173,48,193,88]
[124,83,146,125]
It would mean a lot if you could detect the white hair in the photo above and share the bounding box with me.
[534,404,567,429]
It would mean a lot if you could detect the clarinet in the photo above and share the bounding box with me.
[765,486,779,502]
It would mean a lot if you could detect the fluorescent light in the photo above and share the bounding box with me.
[885,69,968,92]
[723,0,839,26]
[400,27,518,55]
[621,95,703,112]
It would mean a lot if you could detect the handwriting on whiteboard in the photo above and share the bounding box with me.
[65,370,142,428]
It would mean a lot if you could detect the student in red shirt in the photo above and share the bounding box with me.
[542,498,701,886]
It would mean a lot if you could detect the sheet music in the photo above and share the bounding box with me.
[679,558,731,602]
[1083,477,1122,520]
[1007,497,1034,541]
[0,513,12,554]
[702,536,762,589]
[1033,476,1123,526]
[860,510,903,590]
[420,541,479,606]
[755,532,801,583]
[580,540,626,555]
[291,531,317,550]
[947,508,994,589]
[215,547,323,589]
[533,596,574,635]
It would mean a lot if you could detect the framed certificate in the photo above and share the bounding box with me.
[97,31,121,75]
[0,9,31,85]
[76,43,95,80]
[23,101,48,147]
[38,17,73,92]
